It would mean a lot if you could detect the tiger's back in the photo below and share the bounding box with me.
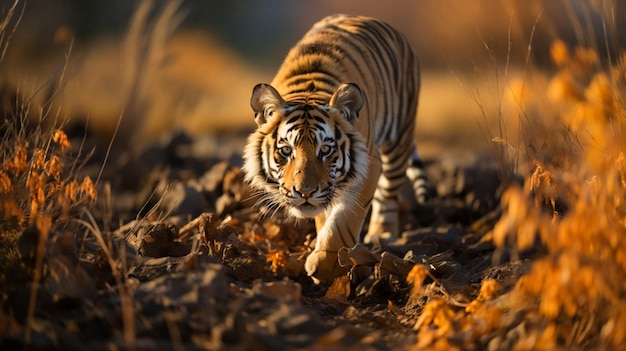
[272,14,420,151]
[243,14,429,284]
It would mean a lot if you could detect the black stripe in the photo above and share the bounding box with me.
[297,43,343,65]
[264,139,274,178]
[382,128,415,160]
[383,151,410,172]
[381,182,404,196]
[411,158,425,169]
[285,76,338,89]
[287,61,341,82]
[286,115,301,125]
[382,164,409,181]
[312,115,326,124]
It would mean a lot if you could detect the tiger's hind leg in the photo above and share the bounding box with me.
[406,147,430,204]
[365,144,429,243]
[364,140,412,242]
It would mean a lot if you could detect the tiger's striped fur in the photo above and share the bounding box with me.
[242,14,429,284]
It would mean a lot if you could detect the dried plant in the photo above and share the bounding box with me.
[0,1,102,345]
[0,117,97,228]
[412,37,626,350]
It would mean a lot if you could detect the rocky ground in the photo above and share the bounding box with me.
[2,128,518,350]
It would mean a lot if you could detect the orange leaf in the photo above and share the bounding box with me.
[325,275,350,304]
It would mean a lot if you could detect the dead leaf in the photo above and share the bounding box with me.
[407,264,430,298]
[337,243,381,268]
[325,275,351,305]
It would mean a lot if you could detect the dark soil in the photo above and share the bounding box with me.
[1,128,521,350]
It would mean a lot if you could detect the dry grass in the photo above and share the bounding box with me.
[0,1,98,345]
[0,0,97,233]
[0,75,100,343]
[408,33,626,351]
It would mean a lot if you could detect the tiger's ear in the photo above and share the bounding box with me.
[329,83,363,124]
[251,83,285,126]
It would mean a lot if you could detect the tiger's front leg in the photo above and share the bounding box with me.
[305,155,382,285]
[305,206,366,284]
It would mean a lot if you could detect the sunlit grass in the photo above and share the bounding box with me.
[409,37,626,350]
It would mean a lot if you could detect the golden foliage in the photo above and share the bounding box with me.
[52,129,71,153]
[465,278,500,314]
[1,125,97,227]
[413,298,459,350]
[550,39,569,67]
[413,39,626,349]
[64,180,80,202]
[492,185,553,252]
[44,156,62,181]
[413,298,455,332]
[529,163,557,208]
[406,264,429,298]
[266,248,288,274]
[491,40,626,348]
[80,176,97,201]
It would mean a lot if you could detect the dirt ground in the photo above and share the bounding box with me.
[1,123,519,350]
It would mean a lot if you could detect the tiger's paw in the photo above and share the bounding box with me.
[305,249,348,285]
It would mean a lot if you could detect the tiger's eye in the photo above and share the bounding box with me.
[320,145,333,156]
[279,145,292,157]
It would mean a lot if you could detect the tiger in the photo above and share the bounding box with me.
[242,14,429,285]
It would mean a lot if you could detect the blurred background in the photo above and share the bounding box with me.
[1,0,624,156]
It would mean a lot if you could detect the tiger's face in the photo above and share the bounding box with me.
[243,83,368,219]
[270,106,339,218]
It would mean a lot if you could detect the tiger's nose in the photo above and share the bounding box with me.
[293,185,316,199]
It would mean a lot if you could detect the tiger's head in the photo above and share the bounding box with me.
[242,83,369,219]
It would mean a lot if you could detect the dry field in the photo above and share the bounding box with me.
[2,1,626,350]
